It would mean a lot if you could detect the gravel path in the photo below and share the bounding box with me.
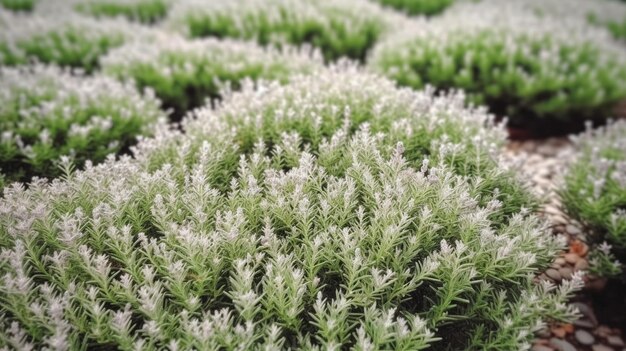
[505,138,625,351]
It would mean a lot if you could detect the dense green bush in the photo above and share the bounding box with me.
[0,0,35,11]
[164,0,406,61]
[0,65,165,186]
[369,2,626,131]
[373,0,454,16]
[0,12,151,72]
[562,121,626,278]
[75,0,170,24]
[0,66,580,350]
[101,35,323,120]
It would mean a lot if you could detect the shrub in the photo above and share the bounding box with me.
[498,0,626,41]
[0,12,151,72]
[562,120,626,278]
[0,65,165,186]
[101,35,323,120]
[0,0,35,11]
[368,1,626,132]
[74,0,170,24]
[0,66,580,350]
[164,0,406,62]
[373,0,454,16]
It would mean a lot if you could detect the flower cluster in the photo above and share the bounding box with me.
[101,34,323,120]
[373,0,454,16]
[0,64,165,186]
[0,66,581,349]
[561,120,626,278]
[368,1,626,132]
[164,0,407,61]
[0,0,34,11]
[0,11,153,72]
[74,0,171,24]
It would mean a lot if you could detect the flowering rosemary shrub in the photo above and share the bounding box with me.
[0,65,164,186]
[164,0,405,61]
[101,35,323,120]
[502,0,626,41]
[373,0,453,16]
[562,120,626,278]
[0,67,581,350]
[74,0,170,24]
[0,0,34,11]
[0,12,150,72]
[368,2,626,130]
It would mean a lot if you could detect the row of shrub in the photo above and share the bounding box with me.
[3,0,626,132]
[0,65,583,350]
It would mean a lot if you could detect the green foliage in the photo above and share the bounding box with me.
[369,2,626,129]
[0,0,35,11]
[374,0,454,16]
[75,0,169,24]
[165,0,405,61]
[0,13,150,72]
[0,67,580,350]
[0,65,165,186]
[562,121,626,277]
[101,36,322,120]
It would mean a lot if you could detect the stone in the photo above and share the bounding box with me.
[564,253,580,264]
[571,302,598,327]
[552,215,569,225]
[608,336,625,347]
[550,338,577,351]
[532,345,555,351]
[596,326,612,338]
[559,267,573,280]
[575,259,589,271]
[575,330,595,345]
[573,319,596,329]
[555,258,566,266]
[552,327,567,338]
[565,224,581,235]
[592,345,614,351]
[545,268,562,282]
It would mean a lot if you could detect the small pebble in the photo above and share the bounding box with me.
[546,268,562,282]
[552,327,567,338]
[566,224,581,235]
[575,259,589,271]
[592,345,613,351]
[532,345,555,351]
[552,215,569,225]
[573,319,596,329]
[550,338,577,351]
[559,267,573,280]
[575,330,595,345]
[608,336,625,347]
[571,302,598,326]
[555,258,566,266]
[564,253,580,264]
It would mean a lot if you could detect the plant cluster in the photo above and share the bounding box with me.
[562,120,626,278]
[0,0,35,11]
[164,0,407,61]
[0,66,582,350]
[368,1,626,131]
[0,65,165,186]
[101,35,323,120]
[498,0,626,41]
[373,0,454,16]
[0,12,152,72]
[74,0,171,24]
